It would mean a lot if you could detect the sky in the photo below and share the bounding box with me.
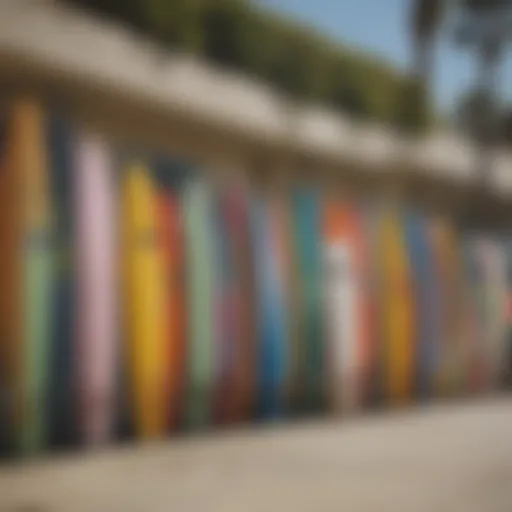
[257,0,512,112]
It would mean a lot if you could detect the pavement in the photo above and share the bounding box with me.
[1,397,512,512]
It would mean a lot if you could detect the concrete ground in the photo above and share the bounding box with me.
[1,397,511,512]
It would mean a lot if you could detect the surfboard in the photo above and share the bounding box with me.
[427,218,446,396]
[290,191,326,414]
[448,226,472,395]
[74,133,117,445]
[228,185,257,422]
[268,195,295,416]
[182,177,215,429]
[210,181,258,425]
[357,202,384,407]
[457,235,478,395]
[0,112,9,455]
[353,202,374,409]
[46,111,77,448]
[460,234,487,393]
[251,197,287,419]
[211,185,238,425]
[404,213,439,401]
[157,190,186,429]
[154,156,189,430]
[0,98,54,455]
[469,236,497,391]
[480,237,508,390]
[322,199,371,413]
[494,238,510,390]
[377,208,414,405]
[503,236,512,389]
[427,217,464,397]
[267,196,291,418]
[156,192,175,429]
[472,236,494,390]
[263,193,303,416]
[121,162,167,439]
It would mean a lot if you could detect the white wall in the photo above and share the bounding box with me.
[1,1,512,202]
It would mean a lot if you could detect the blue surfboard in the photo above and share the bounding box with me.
[404,213,439,401]
[250,197,287,420]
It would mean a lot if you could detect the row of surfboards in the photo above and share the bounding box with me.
[1,98,511,457]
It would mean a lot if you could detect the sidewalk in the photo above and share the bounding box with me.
[1,397,511,512]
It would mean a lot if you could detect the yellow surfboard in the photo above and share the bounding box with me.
[0,98,54,454]
[121,163,167,439]
[378,209,414,405]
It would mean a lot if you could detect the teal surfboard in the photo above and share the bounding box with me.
[290,191,325,414]
[251,196,287,420]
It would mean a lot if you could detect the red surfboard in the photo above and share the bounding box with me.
[216,184,256,423]
[157,191,186,430]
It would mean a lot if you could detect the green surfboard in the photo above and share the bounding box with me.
[0,99,54,456]
[182,177,215,428]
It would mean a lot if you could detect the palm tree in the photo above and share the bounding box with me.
[395,0,446,133]
[410,0,446,87]
[410,0,512,217]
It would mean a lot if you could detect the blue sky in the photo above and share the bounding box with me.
[257,0,512,112]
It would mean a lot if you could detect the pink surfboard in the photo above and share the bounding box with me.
[74,133,117,444]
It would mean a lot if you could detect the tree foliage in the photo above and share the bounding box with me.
[62,0,433,131]
[455,89,512,147]
[395,78,431,135]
